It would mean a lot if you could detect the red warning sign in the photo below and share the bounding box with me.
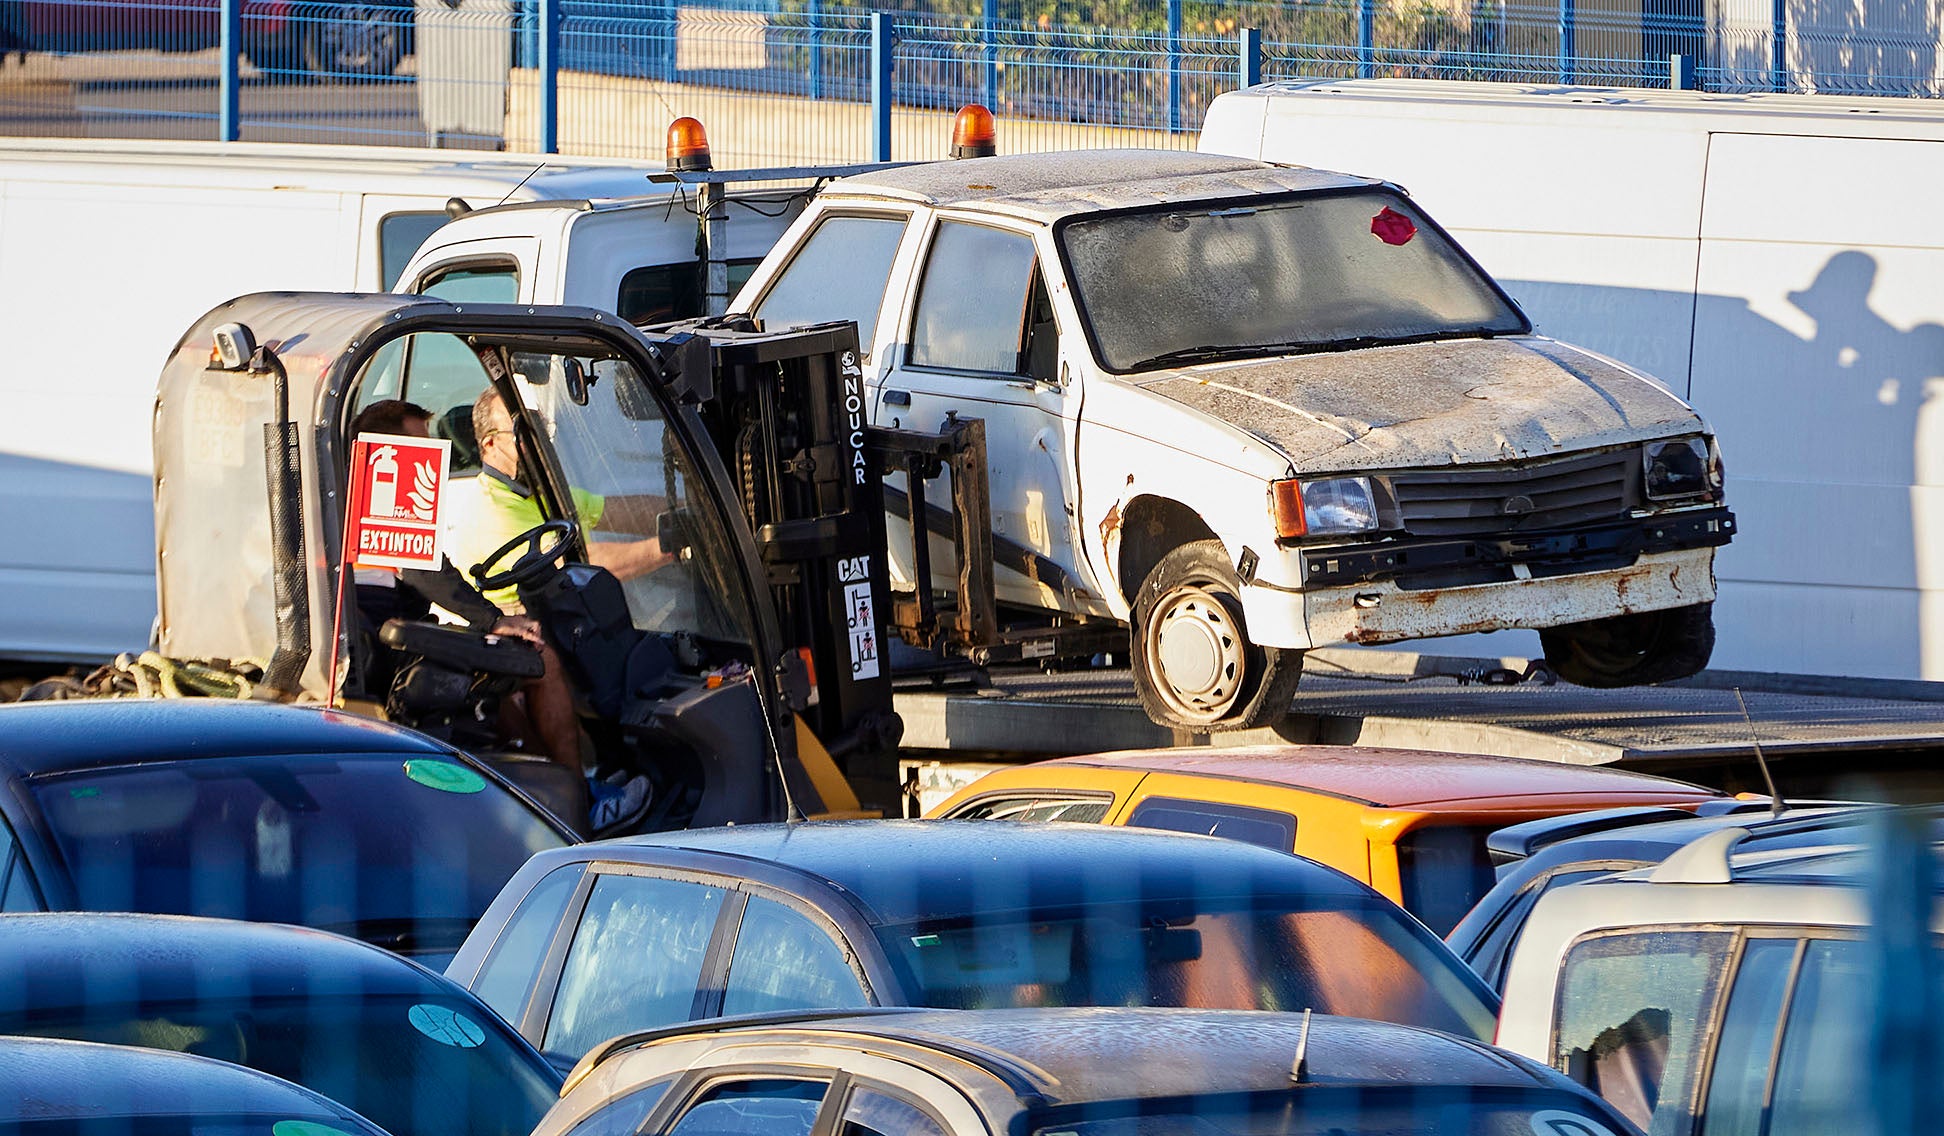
[346,433,451,571]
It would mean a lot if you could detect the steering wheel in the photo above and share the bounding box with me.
[472,519,578,593]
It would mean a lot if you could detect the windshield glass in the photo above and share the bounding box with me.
[0,995,557,1136]
[32,754,566,961]
[873,896,1496,1040]
[1031,1087,1622,1136]
[1059,191,1525,373]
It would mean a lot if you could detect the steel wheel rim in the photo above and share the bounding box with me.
[1143,581,1245,723]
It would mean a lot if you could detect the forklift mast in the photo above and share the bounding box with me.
[655,318,904,775]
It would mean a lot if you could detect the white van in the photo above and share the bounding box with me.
[0,138,674,664]
[1201,80,1944,681]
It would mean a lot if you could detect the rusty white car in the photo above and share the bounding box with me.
[734,150,1734,730]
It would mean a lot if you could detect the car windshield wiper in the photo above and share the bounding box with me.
[1124,344,1263,371]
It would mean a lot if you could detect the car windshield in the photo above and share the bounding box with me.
[0,995,558,1136]
[1031,1087,1622,1136]
[1058,190,1525,373]
[31,754,567,963]
[873,895,1497,1041]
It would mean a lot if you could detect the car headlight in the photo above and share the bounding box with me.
[1643,437,1719,502]
[1271,476,1379,539]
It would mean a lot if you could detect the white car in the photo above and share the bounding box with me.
[733,150,1735,730]
[1494,812,1921,1134]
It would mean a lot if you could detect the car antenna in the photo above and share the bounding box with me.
[495,161,547,208]
[1733,687,1785,820]
[1288,1008,1313,1084]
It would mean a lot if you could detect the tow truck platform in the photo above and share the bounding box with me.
[894,648,1944,804]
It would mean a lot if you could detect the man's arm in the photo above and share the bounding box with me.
[585,493,668,536]
[585,536,676,581]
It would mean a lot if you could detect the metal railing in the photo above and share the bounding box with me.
[0,0,1939,158]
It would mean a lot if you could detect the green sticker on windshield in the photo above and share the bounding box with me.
[408,1003,487,1048]
[68,786,100,800]
[273,1122,357,1136]
[402,760,486,795]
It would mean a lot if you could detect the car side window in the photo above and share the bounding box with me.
[543,873,728,1060]
[839,1087,948,1136]
[1766,938,1869,1135]
[721,895,869,1017]
[0,816,39,912]
[1125,797,1297,854]
[1472,867,1614,992]
[752,215,908,357]
[563,1079,678,1136]
[950,795,1112,823]
[1699,937,1798,1136]
[469,863,585,1027]
[1553,930,1734,1135]
[663,1079,828,1136]
[909,222,1039,375]
[379,211,451,290]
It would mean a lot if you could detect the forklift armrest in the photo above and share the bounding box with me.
[379,619,546,680]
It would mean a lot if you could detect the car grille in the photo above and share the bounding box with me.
[1389,450,1638,538]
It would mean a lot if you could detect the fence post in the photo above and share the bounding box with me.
[1769,0,1786,91]
[1166,0,1182,133]
[539,0,559,153]
[871,12,893,161]
[808,0,822,99]
[1356,0,1374,79]
[1238,26,1261,87]
[218,0,240,140]
[982,0,997,111]
[1558,0,1575,82]
[1669,52,1695,88]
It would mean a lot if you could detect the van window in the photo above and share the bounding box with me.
[1395,824,1499,937]
[910,222,1037,375]
[752,214,908,356]
[380,211,450,290]
[1553,930,1734,1133]
[618,260,761,326]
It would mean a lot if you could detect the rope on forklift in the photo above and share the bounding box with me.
[53,652,268,701]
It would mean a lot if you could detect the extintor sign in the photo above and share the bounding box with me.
[346,433,451,570]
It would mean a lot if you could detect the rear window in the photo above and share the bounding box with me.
[1126,798,1296,853]
[1396,824,1498,937]
[32,753,567,959]
[873,895,1497,1041]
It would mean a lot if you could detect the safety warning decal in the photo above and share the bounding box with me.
[838,554,880,681]
[347,433,451,571]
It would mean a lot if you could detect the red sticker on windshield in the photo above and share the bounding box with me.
[1371,207,1417,246]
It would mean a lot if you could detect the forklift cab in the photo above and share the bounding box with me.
[154,292,895,832]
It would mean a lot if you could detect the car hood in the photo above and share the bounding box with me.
[1133,336,1703,473]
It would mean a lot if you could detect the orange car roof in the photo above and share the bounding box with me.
[1044,745,1721,810]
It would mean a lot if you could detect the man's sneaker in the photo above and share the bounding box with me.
[588,772,652,834]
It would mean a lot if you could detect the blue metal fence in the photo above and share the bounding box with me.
[0,0,1938,156]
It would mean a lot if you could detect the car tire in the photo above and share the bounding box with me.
[1539,601,1716,688]
[299,0,406,79]
[1131,539,1302,732]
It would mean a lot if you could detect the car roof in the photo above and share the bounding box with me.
[588,820,1377,923]
[675,1008,1552,1103]
[0,1035,384,1127]
[1032,745,1720,809]
[0,912,457,1002]
[1515,805,1870,875]
[0,699,452,778]
[824,150,1377,222]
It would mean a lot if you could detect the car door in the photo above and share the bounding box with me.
[876,217,1092,614]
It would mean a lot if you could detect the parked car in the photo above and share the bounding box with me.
[736,149,1734,730]
[927,745,1728,934]
[1446,802,1859,991]
[534,1006,1641,1136]
[0,1034,393,1136]
[0,912,561,1136]
[1493,813,1923,1133]
[0,698,575,965]
[0,0,411,79]
[446,820,1501,1069]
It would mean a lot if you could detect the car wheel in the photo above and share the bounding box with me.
[1539,601,1715,688]
[1131,539,1302,731]
[300,1,405,79]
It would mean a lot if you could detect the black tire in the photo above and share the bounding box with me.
[299,1,407,79]
[1540,602,1716,688]
[1131,539,1303,732]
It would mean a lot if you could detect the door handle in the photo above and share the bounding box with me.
[882,390,911,407]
